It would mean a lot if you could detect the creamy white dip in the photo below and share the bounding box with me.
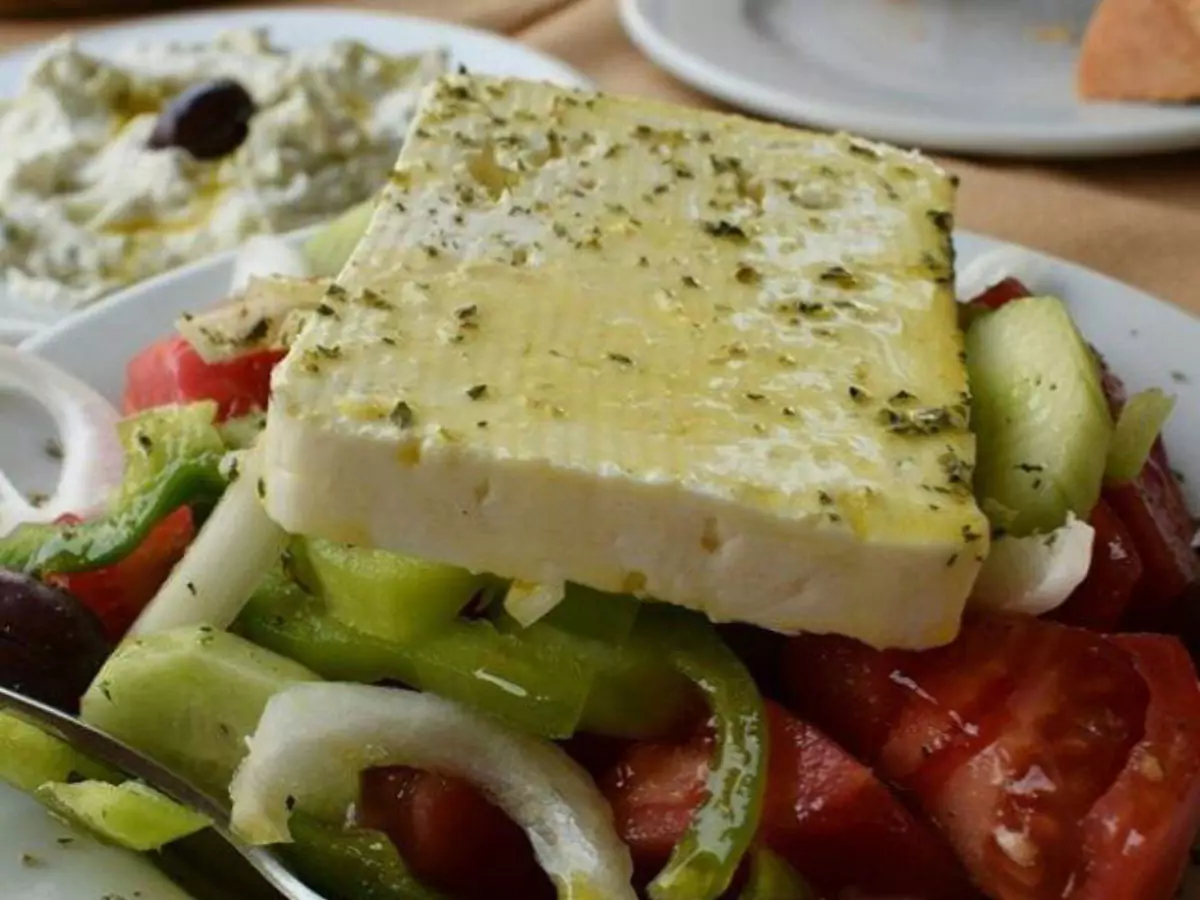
[0,29,445,316]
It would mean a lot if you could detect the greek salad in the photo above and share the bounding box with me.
[0,211,1198,900]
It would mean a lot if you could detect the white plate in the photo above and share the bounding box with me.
[619,0,1200,158]
[4,231,1200,896]
[0,5,590,345]
[0,783,200,900]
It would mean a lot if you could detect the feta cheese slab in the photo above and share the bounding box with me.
[263,76,988,649]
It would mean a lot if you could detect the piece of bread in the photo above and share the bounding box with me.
[1078,0,1200,101]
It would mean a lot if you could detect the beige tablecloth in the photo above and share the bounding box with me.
[3,0,1199,313]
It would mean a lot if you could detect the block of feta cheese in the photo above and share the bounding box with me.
[261,76,989,649]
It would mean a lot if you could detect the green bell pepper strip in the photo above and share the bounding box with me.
[408,585,645,736]
[0,455,227,575]
[409,616,613,738]
[637,606,769,900]
[0,402,230,575]
[284,815,449,900]
[234,569,419,690]
[235,571,596,736]
[293,537,491,646]
[571,636,700,740]
[234,569,695,740]
[738,848,817,900]
[0,523,58,573]
[114,402,226,506]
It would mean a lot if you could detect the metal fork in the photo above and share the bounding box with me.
[0,685,327,900]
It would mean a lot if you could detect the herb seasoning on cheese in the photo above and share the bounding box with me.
[0,29,445,313]
[262,76,989,650]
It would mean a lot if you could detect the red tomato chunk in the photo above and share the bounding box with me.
[360,703,974,900]
[1051,499,1143,631]
[47,507,194,639]
[1107,456,1200,630]
[783,615,1200,900]
[123,335,283,421]
[359,766,554,900]
[966,277,1033,310]
[1096,360,1200,630]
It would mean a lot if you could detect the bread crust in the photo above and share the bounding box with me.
[1078,0,1200,101]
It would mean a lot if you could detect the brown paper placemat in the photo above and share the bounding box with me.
[3,0,1199,312]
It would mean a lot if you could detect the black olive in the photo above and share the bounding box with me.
[147,78,257,161]
[0,570,111,713]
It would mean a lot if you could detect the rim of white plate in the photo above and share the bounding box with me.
[618,0,1200,158]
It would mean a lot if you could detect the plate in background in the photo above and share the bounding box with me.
[0,5,590,344]
[619,0,1200,157]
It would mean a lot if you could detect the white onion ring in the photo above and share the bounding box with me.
[129,445,286,638]
[970,515,1096,617]
[0,346,124,537]
[231,683,637,900]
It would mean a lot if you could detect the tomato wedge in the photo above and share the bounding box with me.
[966,277,1032,310]
[46,507,194,639]
[599,729,713,887]
[359,766,553,900]
[783,616,1200,900]
[1106,455,1200,630]
[123,336,283,421]
[598,702,972,899]
[758,705,975,900]
[1096,359,1199,629]
[1051,498,1143,630]
[1074,635,1200,899]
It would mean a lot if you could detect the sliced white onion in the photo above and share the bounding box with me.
[970,515,1095,617]
[0,346,123,537]
[128,445,286,637]
[957,247,1056,303]
[231,683,637,900]
[229,235,311,295]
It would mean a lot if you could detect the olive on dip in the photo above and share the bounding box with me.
[148,78,257,161]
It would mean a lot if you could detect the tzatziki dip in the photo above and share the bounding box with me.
[0,29,445,317]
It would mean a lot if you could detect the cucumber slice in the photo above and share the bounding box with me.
[81,627,319,795]
[1106,388,1176,484]
[297,538,486,645]
[0,713,115,794]
[0,712,88,793]
[966,296,1113,535]
[36,780,209,852]
[302,199,376,277]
